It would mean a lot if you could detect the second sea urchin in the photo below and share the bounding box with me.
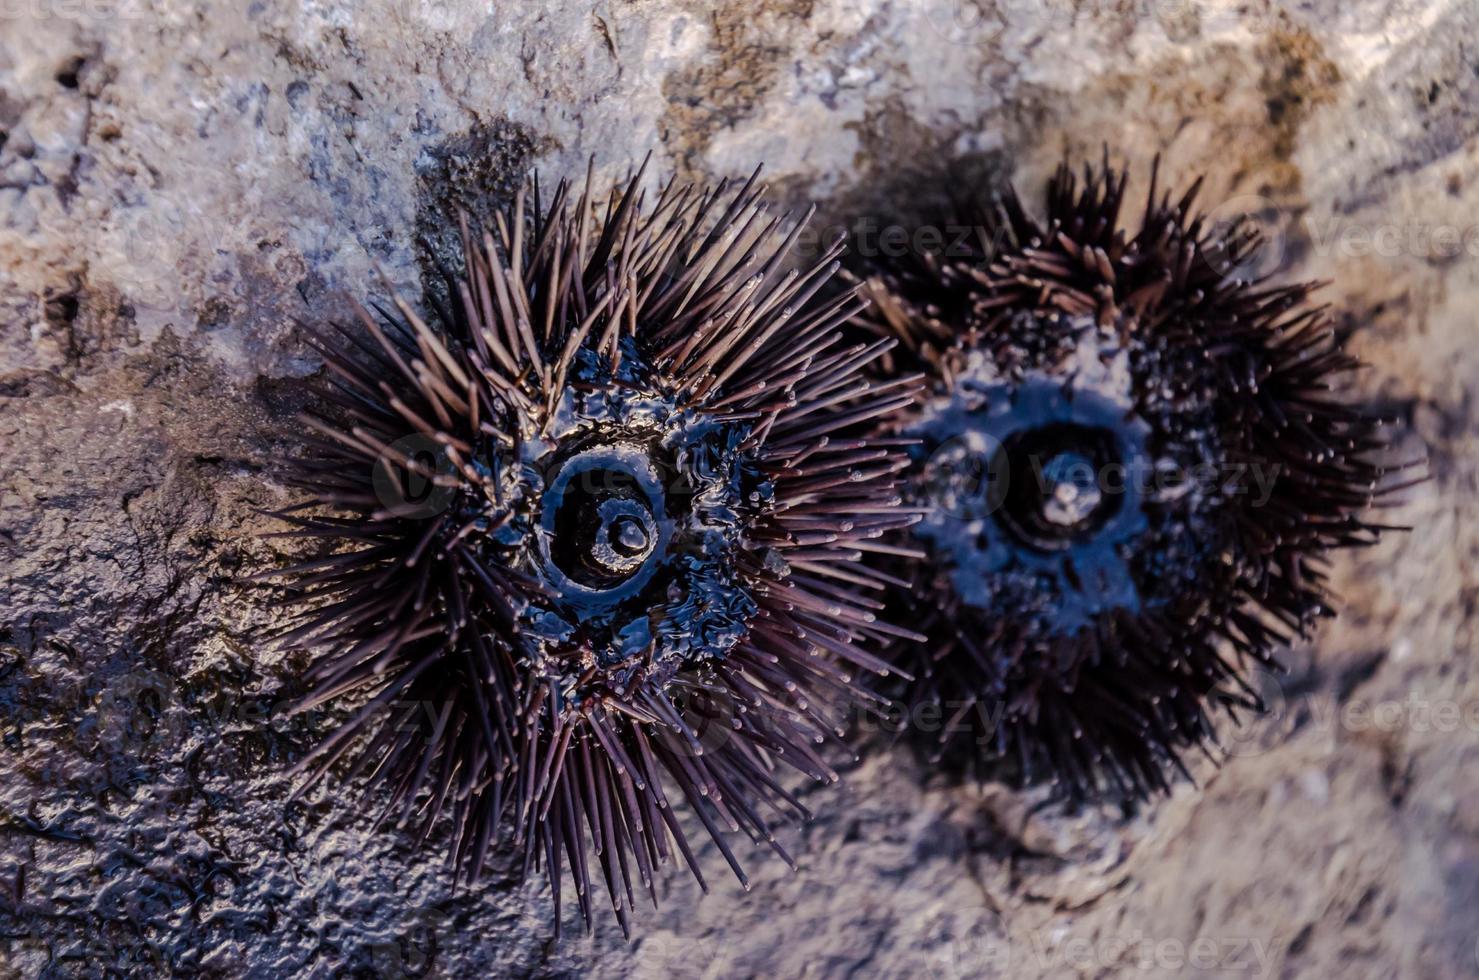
[266,163,919,933]
[855,159,1418,799]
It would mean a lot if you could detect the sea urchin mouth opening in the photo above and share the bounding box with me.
[514,369,769,682]
[541,446,666,591]
[997,423,1119,546]
[908,359,1153,633]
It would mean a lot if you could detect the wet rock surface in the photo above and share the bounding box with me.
[0,0,1475,976]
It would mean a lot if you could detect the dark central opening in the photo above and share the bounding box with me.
[995,423,1122,552]
[549,466,660,589]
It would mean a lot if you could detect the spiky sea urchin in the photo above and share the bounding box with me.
[263,162,920,935]
[854,159,1419,800]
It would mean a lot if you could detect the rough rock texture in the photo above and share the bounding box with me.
[0,0,1474,977]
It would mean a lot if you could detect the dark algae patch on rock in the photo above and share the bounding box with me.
[413,117,541,310]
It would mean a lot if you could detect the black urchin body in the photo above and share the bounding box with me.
[266,164,918,934]
[855,160,1414,800]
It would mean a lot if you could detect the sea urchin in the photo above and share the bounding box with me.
[264,162,920,934]
[854,158,1419,800]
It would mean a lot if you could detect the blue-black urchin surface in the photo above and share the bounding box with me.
[853,160,1419,801]
[261,164,921,935]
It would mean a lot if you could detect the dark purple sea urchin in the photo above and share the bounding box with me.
[854,159,1419,800]
[265,163,920,934]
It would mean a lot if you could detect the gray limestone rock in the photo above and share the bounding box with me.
[0,1,1473,976]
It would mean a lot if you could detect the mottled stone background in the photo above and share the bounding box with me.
[0,0,1474,976]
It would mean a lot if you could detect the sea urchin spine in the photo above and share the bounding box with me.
[854,157,1421,800]
[263,160,921,934]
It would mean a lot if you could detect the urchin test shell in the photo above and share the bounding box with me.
[853,159,1419,800]
[263,162,920,934]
